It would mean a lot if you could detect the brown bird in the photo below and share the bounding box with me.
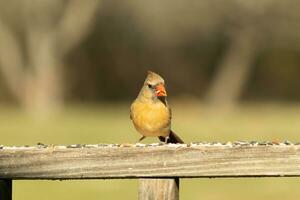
[130,71,183,143]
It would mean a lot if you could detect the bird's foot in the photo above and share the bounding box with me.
[164,136,169,144]
[138,136,146,142]
[158,136,170,144]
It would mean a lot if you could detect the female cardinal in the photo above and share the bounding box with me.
[130,71,183,143]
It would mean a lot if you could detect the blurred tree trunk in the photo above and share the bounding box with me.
[0,0,100,117]
[206,26,258,110]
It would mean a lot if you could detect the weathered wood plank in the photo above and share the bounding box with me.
[139,178,179,200]
[0,179,12,200]
[0,143,300,179]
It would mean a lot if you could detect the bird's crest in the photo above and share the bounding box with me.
[146,71,164,84]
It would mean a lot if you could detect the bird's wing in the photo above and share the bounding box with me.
[130,107,133,120]
[168,106,172,120]
[130,101,135,120]
[158,96,172,120]
[157,96,172,120]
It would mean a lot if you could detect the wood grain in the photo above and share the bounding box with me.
[139,179,179,200]
[0,143,300,179]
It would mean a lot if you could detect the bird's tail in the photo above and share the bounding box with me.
[159,130,184,144]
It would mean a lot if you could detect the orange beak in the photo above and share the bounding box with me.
[155,84,167,97]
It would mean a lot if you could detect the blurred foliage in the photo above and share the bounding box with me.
[0,0,300,104]
[67,0,300,102]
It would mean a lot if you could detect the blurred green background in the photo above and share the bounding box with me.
[1,0,300,199]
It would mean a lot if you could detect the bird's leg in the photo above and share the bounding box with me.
[164,136,169,144]
[138,136,146,142]
[158,136,170,144]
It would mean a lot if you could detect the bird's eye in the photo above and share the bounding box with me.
[148,84,153,88]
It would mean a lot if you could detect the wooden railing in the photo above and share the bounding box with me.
[1,141,300,200]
